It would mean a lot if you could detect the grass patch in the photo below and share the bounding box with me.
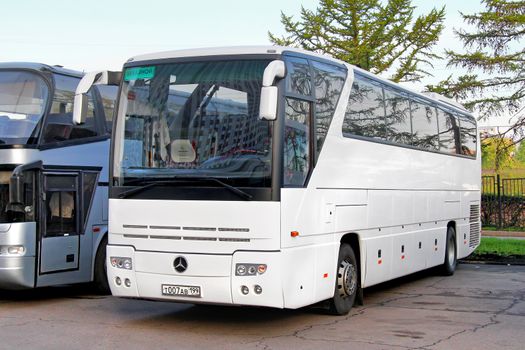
[473,237,525,257]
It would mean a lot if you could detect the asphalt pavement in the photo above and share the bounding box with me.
[1,263,524,349]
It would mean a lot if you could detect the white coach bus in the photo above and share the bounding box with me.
[74,47,480,315]
[0,63,116,291]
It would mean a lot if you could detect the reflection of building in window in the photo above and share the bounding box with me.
[284,98,310,186]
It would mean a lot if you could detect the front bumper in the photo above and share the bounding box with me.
[0,256,35,289]
[107,245,283,308]
[0,222,36,289]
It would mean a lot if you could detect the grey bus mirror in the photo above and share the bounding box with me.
[259,60,286,121]
[73,70,121,125]
[7,160,43,213]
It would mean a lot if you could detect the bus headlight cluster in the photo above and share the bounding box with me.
[0,245,25,255]
[235,263,267,276]
[110,256,132,270]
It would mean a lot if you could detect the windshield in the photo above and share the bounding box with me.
[0,70,48,145]
[114,59,273,187]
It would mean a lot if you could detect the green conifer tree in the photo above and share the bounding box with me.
[427,0,525,123]
[269,0,445,83]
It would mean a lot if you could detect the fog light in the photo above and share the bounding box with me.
[115,277,122,286]
[0,246,25,255]
[236,264,247,276]
[254,285,262,295]
[124,278,131,288]
[248,266,256,275]
[241,285,249,295]
[257,264,267,274]
[7,246,25,255]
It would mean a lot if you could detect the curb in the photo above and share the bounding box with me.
[482,230,525,238]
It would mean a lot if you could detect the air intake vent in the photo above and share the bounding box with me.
[469,204,480,248]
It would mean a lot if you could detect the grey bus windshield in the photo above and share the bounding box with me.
[114,59,273,187]
[0,71,48,145]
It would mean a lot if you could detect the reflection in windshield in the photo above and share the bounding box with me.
[115,60,272,187]
[0,71,48,145]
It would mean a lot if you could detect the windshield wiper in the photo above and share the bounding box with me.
[118,181,161,198]
[194,176,253,201]
[118,176,253,201]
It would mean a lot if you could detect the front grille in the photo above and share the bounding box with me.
[121,223,252,243]
[469,204,480,248]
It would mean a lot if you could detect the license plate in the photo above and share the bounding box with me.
[161,284,201,298]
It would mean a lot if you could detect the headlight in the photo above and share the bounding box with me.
[235,263,267,276]
[0,245,25,256]
[110,256,133,270]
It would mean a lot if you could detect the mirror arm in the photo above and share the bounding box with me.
[6,160,43,213]
[259,60,286,121]
[262,61,286,87]
[73,70,122,125]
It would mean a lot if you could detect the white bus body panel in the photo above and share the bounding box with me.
[108,52,480,309]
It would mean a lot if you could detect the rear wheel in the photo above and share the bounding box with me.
[94,237,110,294]
[441,226,457,276]
[328,244,359,315]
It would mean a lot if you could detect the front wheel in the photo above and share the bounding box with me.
[441,226,457,276]
[328,244,359,315]
[93,237,110,294]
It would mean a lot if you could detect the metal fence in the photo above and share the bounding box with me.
[482,175,525,228]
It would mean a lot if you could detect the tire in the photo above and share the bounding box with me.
[93,236,110,294]
[441,226,457,276]
[328,244,359,315]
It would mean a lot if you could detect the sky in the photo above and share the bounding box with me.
[1,0,499,125]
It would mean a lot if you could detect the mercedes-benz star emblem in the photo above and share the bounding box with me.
[174,256,188,273]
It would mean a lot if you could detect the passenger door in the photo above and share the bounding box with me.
[39,173,80,273]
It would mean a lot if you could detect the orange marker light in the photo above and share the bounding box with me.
[92,226,101,233]
[434,247,438,251]
[378,259,382,265]
[401,255,405,260]
[291,231,299,237]
[323,273,328,278]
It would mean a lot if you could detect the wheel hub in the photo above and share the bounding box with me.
[337,259,357,298]
[447,235,455,265]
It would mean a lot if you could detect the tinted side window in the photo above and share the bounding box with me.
[96,85,117,133]
[384,88,411,145]
[284,98,310,186]
[285,57,312,96]
[411,100,439,151]
[459,115,477,157]
[436,108,460,154]
[312,61,346,156]
[43,75,98,144]
[343,75,385,139]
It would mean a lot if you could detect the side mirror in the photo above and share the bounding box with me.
[73,70,121,125]
[6,160,42,214]
[259,60,286,121]
[260,86,279,121]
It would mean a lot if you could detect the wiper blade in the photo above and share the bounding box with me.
[196,177,253,201]
[118,181,161,199]
[117,176,253,201]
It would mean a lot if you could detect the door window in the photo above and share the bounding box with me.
[284,98,311,186]
[44,175,78,237]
